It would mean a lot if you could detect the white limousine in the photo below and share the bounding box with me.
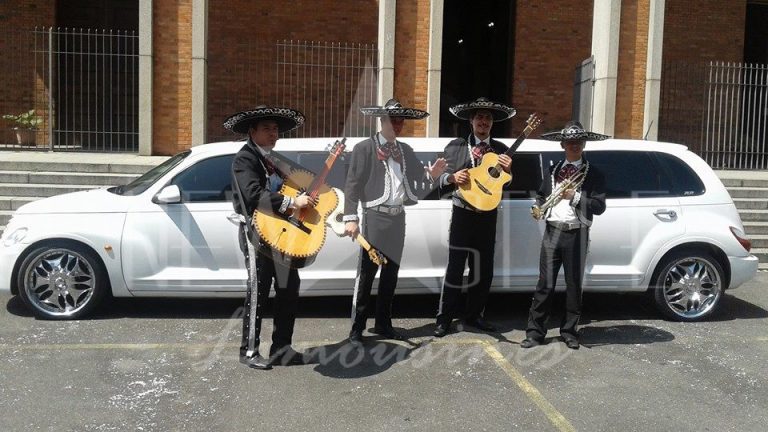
[0,138,758,321]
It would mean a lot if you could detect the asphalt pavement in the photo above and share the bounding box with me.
[1,273,767,432]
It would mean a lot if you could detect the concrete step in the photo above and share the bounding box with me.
[0,160,155,175]
[750,248,768,267]
[720,178,768,188]
[748,235,768,249]
[0,183,104,198]
[732,198,768,210]
[0,196,38,210]
[737,209,768,222]
[0,171,138,186]
[743,222,768,236]
[725,187,768,199]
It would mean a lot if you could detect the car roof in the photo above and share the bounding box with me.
[189,137,691,157]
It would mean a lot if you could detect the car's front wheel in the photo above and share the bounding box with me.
[652,250,725,322]
[17,242,108,320]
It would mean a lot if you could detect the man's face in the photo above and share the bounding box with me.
[561,139,586,160]
[381,116,405,139]
[470,110,494,138]
[249,120,279,149]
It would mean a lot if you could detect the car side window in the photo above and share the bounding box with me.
[171,155,235,202]
[587,151,674,199]
[653,152,706,197]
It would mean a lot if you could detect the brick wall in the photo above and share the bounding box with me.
[0,0,55,146]
[152,0,192,155]
[393,0,430,137]
[614,0,649,139]
[512,0,593,137]
[206,0,378,143]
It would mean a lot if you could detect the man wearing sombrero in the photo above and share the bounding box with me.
[226,105,317,369]
[434,97,515,338]
[521,120,607,350]
[343,98,446,346]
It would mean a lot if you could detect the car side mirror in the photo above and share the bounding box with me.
[153,185,182,204]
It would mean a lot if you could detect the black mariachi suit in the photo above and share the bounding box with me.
[526,158,606,340]
[436,136,509,326]
[232,139,301,359]
[343,136,427,334]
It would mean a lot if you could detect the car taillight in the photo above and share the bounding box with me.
[730,226,751,252]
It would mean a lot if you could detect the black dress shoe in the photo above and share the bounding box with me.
[371,326,405,341]
[520,338,543,349]
[348,330,364,348]
[433,322,450,338]
[562,337,580,350]
[239,354,273,370]
[269,346,307,366]
[463,317,498,332]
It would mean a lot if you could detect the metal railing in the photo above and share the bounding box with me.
[659,61,768,169]
[0,27,138,152]
[208,40,378,142]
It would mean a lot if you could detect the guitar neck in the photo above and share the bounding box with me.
[504,123,536,157]
[356,234,373,252]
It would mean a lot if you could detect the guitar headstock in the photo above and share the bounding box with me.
[368,248,388,266]
[325,137,347,157]
[523,113,543,136]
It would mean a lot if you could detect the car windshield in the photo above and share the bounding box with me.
[109,151,191,196]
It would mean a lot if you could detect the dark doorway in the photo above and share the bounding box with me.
[744,2,768,64]
[53,0,139,151]
[440,0,515,137]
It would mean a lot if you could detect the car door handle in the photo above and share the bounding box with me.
[227,213,246,226]
[653,209,677,220]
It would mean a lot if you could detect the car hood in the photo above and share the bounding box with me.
[14,188,130,215]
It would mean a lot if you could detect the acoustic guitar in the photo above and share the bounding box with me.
[457,113,542,211]
[326,188,387,266]
[253,139,346,266]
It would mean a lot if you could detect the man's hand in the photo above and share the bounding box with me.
[344,221,359,239]
[449,168,470,185]
[560,188,576,200]
[426,158,447,180]
[293,194,318,209]
[498,154,512,173]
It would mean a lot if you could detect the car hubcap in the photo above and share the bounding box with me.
[24,249,95,317]
[662,257,721,319]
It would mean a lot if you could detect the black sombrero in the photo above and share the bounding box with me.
[223,105,305,134]
[449,97,516,121]
[359,98,429,120]
[540,121,610,141]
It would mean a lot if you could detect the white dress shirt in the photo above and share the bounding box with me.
[547,159,583,224]
[378,132,405,207]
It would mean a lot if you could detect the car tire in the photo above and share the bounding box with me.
[16,242,109,320]
[651,250,725,322]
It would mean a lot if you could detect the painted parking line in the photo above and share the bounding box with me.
[0,337,575,431]
[481,341,576,432]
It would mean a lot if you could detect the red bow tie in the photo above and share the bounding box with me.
[377,140,403,164]
[557,163,579,182]
[471,142,492,161]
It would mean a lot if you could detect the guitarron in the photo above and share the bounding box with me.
[457,113,542,211]
[253,138,346,267]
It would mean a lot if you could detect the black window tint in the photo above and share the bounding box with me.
[171,155,235,202]
[414,151,443,200]
[587,151,673,198]
[503,152,542,199]
[653,152,705,197]
[296,151,347,190]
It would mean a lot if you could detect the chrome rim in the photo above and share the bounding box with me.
[24,249,96,317]
[661,257,721,319]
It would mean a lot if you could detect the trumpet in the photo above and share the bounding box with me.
[531,171,586,220]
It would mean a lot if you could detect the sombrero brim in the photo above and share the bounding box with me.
[359,106,429,119]
[223,107,305,134]
[540,130,610,141]
[449,101,516,121]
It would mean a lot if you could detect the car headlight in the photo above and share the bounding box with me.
[2,227,28,247]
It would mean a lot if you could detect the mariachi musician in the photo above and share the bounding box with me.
[522,121,608,350]
[226,105,317,369]
[434,97,516,337]
[343,98,446,347]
